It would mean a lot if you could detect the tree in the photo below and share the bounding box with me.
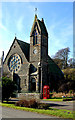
[60,68,75,92]
[2,77,17,102]
[58,83,68,93]
[68,58,75,68]
[53,47,70,69]
[62,68,75,80]
[67,81,75,91]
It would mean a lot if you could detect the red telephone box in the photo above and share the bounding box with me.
[43,85,50,99]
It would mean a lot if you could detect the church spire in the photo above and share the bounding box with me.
[34,14,37,21]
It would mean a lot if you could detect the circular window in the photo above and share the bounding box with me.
[8,54,21,73]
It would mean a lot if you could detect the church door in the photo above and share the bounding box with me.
[30,78,36,92]
[13,73,20,92]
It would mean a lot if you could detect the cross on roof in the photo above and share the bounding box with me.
[15,33,17,39]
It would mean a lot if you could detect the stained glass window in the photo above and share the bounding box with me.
[8,54,21,73]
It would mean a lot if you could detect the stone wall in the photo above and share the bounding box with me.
[3,39,30,92]
[17,93,40,100]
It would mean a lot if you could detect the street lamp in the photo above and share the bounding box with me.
[38,62,42,99]
[1,51,4,81]
[0,51,4,102]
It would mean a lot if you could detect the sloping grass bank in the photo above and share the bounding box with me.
[43,98,74,102]
[0,102,74,119]
[43,99,63,102]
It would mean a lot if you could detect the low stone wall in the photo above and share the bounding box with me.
[17,93,41,100]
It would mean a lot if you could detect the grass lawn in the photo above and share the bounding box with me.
[43,98,74,102]
[43,99,63,102]
[0,102,74,119]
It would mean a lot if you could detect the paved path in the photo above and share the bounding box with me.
[1,106,58,118]
[41,100,74,111]
[0,106,2,119]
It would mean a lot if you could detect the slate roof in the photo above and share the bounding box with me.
[4,38,30,63]
[37,19,48,36]
[15,39,63,77]
[17,39,30,61]
[47,55,64,78]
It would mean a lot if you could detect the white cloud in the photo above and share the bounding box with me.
[16,16,24,32]
[0,23,7,31]
[0,3,2,23]
[60,25,73,39]
[0,2,36,60]
[0,23,8,59]
[48,19,73,57]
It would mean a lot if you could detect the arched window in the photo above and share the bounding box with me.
[33,37,35,45]
[36,36,37,44]
[33,30,37,45]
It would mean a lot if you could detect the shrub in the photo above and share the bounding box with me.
[15,100,29,107]
[69,90,73,94]
[2,77,17,102]
[15,99,50,109]
[15,99,38,108]
[37,103,50,109]
[29,99,38,108]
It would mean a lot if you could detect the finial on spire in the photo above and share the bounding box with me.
[35,8,37,15]
[34,8,37,21]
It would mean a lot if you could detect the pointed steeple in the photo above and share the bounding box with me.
[34,14,37,22]
[34,8,37,19]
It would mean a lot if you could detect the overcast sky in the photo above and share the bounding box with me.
[0,1,73,59]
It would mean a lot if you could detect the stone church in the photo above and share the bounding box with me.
[3,15,64,93]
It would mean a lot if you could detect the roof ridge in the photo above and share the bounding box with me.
[16,39,30,45]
